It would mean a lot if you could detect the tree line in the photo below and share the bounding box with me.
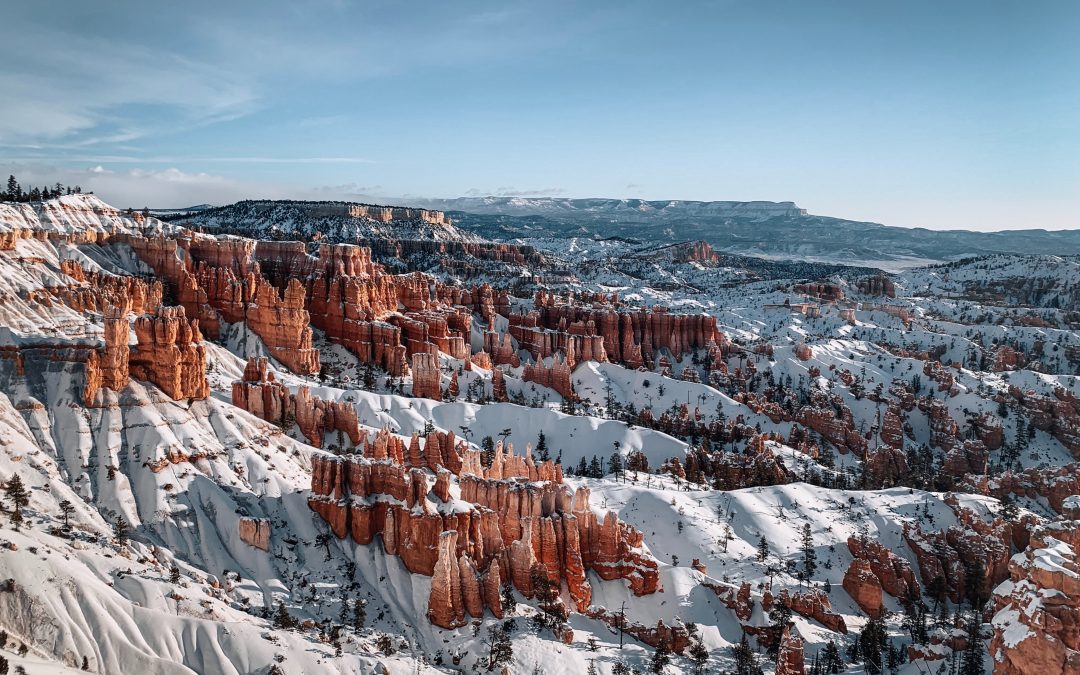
[1,175,84,203]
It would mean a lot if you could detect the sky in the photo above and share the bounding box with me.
[1,0,1078,231]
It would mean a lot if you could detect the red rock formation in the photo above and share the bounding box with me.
[990,519,1080,674]
[1007,386,1080,458]
[779,590,847,633]
[129,306,209,400]
[903,497,1022,604]
[231,357,360,448]
[794,343,813,361]
[843,559,883,617]
[522,353,574,400]
[775,627,807,675]
[880,401,905,449]
[243,276,319,375]
[491,367,508,402]
[411,351,442,400]
[970,464,1080,514]
[795,393,868,456]
[793,282,844,303]
[238,517,270,551]
[308,447,658,628]
[848,535,920,604]
[921,398,960,451]
[857,275,896,298]
[583,609,690,653]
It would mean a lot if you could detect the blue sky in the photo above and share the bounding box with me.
[1,0,1077,230]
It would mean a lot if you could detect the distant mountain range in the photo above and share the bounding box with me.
[411,197,1080,270]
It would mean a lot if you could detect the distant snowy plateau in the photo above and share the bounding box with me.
[0,194,1077,674]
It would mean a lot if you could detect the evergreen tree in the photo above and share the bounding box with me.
[588,455,602,478]
[5,476,29,531]
[352,597,366,630]
[731,633,763,675]
[535,430,549,462]
[767,599,793,656]
[820,639,844,673]
[170,565,181,584]
[649,638,671,674]
[274,599,296,629]
[529,567,568,635]
[609,450,624,481]
[500,582,516,614]
[960,612,985,675]
[113,516,129,546]
[757,535,770,562]
[801,522,817,578]
[484,624,513,671]
[339,593,350,624]
[860,614,887,674]
[6,176,17,200]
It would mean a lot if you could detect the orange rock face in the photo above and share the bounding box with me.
[903,496,1022,604]
[410,351,442,400]
[232,357,360,449]
[990,519,1080,675]
[775,626,807,675]
[307,436,659,631]
[129,306,209,400]
[848,535,920,604]
[779,589,847,634]
[238,517,271,550]
[843,559,883,617]
[522,352,574,399]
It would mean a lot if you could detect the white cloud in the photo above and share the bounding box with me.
[0,163,398,209]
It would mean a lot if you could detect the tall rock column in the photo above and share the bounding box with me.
[129,305,209,400]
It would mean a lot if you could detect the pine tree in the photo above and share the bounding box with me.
[821,639,844,673]
[767,599,793,656]
[757,535,770,562]
[113,516,129,546]
[960,611,985,675]
[801,523,817,578]
[535,430,549,462]
[501,582,515,614]
[6,176,17,201]
[337,593,350,624]
[6,476,29,531]
[649,638,671,673]
[731,633,763,675]
[609,451,624,481]
[170,565,181,584]
[687,622,710,675]
[860,614,887,674]
[588,455,602,478]
[352,597,366,630]
[485,624,513,671]
[274,599,296,629]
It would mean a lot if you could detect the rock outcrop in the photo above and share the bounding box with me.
[232,357,360,449]
[990,519,1080,674]
[307,434,659,632]
[129,306,209,400]
[238,517,271,551]
[843,559,884,617]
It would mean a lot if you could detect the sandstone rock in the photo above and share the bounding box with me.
[775,626,806,675]
[238,517,270,551]
[843,559,883,617]
[129,305,209,400]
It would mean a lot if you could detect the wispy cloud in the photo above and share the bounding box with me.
[0,154,373,165]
